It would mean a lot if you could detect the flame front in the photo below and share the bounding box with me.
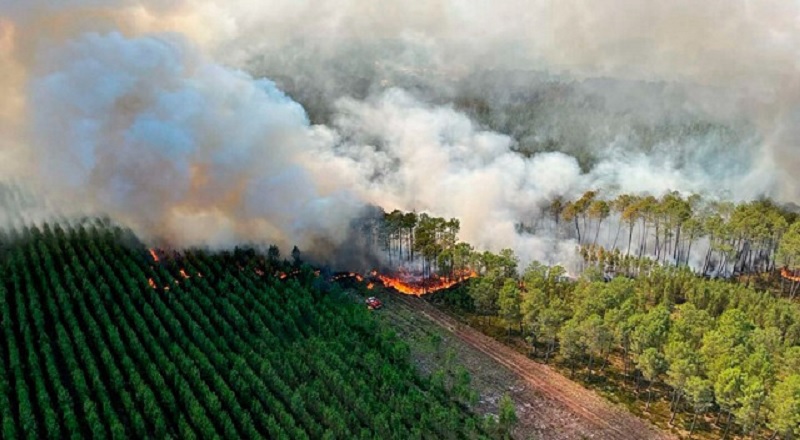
[781,267,800,283]
[148,249,159,262]
[376,270,477,296]
[332,272,364,282]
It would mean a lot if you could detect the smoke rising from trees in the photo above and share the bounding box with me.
[1,0,797,266]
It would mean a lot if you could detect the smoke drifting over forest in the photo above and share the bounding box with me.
[1,0,798,266]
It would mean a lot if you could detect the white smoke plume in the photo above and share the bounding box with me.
[1,0,798,267]
[1,3,362,250]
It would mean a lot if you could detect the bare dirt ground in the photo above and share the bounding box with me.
[377,290,676,440]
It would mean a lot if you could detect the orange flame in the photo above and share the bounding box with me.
[376,270,477,296]
[148,249,159,262]
[781,267,800,283]
[332,272,364,282]
[148,278,156,289]
[367,283,375,290]
[179,269,190,279]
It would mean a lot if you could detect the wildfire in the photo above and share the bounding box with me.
[331,272,364,282]
[179,269,190,279]
[781,267,800,283]
[367,283,374,290]
[148,249,159,262]
[375,270,477,296]
[148,278,156,289]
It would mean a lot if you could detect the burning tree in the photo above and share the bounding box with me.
[778,221,800,298]
[411,214,459,278]
[381,210,419,265]
[364,208,478,295]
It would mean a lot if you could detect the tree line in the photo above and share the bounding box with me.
[429,254,800,439]
[521,191,799,280]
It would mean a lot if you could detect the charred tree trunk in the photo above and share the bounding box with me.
[593,219,603,247]
[654,222,661,261]
[673,225,682,263]
[639,220,648,259]
[613,219,623,250]
[627,223,635,257]
[545,340,555,363]
[669,390,681,425]
[690,411,699,436]
[703,238,714,275]
[721,410,733,440]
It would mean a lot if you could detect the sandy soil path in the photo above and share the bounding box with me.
[394,293,676,440]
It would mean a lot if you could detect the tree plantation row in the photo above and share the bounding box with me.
[0,222,489,439]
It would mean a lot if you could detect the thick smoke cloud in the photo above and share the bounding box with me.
[307,89,772,264]
[228,0,796,198]
[29,31,362,250]
[1,2,361,250]
[1,0,798,267]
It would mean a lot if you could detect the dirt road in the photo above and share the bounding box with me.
[393,293,675,440]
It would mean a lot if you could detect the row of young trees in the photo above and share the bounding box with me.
[527,191,799,278]
[442,256,800,439]
[0,222,488,439]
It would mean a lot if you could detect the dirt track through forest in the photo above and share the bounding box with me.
[393,293,675,440]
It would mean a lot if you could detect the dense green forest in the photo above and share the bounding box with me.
[365,194,800,438]
[0,222,488,439]
[431,256,800,439]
